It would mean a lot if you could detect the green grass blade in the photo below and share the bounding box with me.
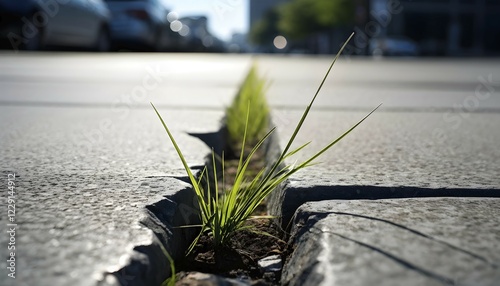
[300,103,382,167]
[282,32,355,156]
[186,225,207,255]
[151,103,204,201]
[262,32,356,185]
[151,103,213,241]
[158,244,176,286]
[283,141,312,160]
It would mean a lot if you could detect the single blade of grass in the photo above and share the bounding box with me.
[159,244,176,286]
[151,103,210,220]
[300,103,382,167]
[282,141,312,160]
[260,32,356,190]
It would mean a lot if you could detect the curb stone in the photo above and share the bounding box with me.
[98,178,201,286]
[99,129,227,286]
[282,198,500,286]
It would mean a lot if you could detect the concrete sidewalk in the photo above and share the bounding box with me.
[0,53,251,286]
[1,53,499,286]
[0,107,225,286]
[258,56,500,223]
[257,56,500,285]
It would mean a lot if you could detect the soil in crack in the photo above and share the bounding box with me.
[175,147,289,285]
[177,218,287,285]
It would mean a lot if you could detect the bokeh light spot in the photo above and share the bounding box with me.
[179,25,190,37]
[170,20,182,32]
[273,35,287,49]
[166,12,178,23]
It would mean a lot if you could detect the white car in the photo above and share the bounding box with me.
[0,0,111,51]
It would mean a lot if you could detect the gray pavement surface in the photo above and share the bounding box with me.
[0,107,223,286]
[284,198,500,286]
[0,52,251,286]
[257,56,500,226]
[258,56,500,111]
[267,110,500,226]
[1,52,499,286]
[0,53,249,109]
[257,56,500,285]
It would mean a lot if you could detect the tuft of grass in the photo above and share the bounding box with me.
[151,32,381,253]
[225,63,270,153]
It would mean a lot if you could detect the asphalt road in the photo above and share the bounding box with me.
[1,52,499,111]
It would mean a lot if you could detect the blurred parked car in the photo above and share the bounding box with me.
[175,16,225,53]
[369,36,419,56]
[0,0,111,51]
[104,0,169,51]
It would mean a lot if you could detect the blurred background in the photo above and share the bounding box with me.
[1,0,499,56]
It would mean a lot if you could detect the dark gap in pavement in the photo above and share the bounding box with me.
[188,130,225,158]
[275,184,500,230]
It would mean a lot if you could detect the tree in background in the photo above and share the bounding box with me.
[278,0,355,40]
[249,8,280,45]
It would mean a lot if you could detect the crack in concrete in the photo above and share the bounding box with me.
[273,185,500,228]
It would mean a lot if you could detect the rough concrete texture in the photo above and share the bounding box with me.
[0,107,223,286]
[2,53,500,286]
[283,198,500,286]
[0,53,251,109]
[260,57,500,285]
[257,57,500,111]
[0,53,252,286]
[258,56,500,226]
[267,110,500,226]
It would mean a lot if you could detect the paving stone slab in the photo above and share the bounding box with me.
[283,198,500,286]
[267,111,500,226]
[0,107,223,286]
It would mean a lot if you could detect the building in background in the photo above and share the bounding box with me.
[367,0,500,56]
[249,0,370,54]
[250,0,500,56]
[249,0,289,32]
[227,33,250,53]
[175,16,225,52]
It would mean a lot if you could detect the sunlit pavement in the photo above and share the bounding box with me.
[1,52,499,285]
[0,52,251,109]
[257,55,500,189]
[0,52,252,285]
[1,52,499,111]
